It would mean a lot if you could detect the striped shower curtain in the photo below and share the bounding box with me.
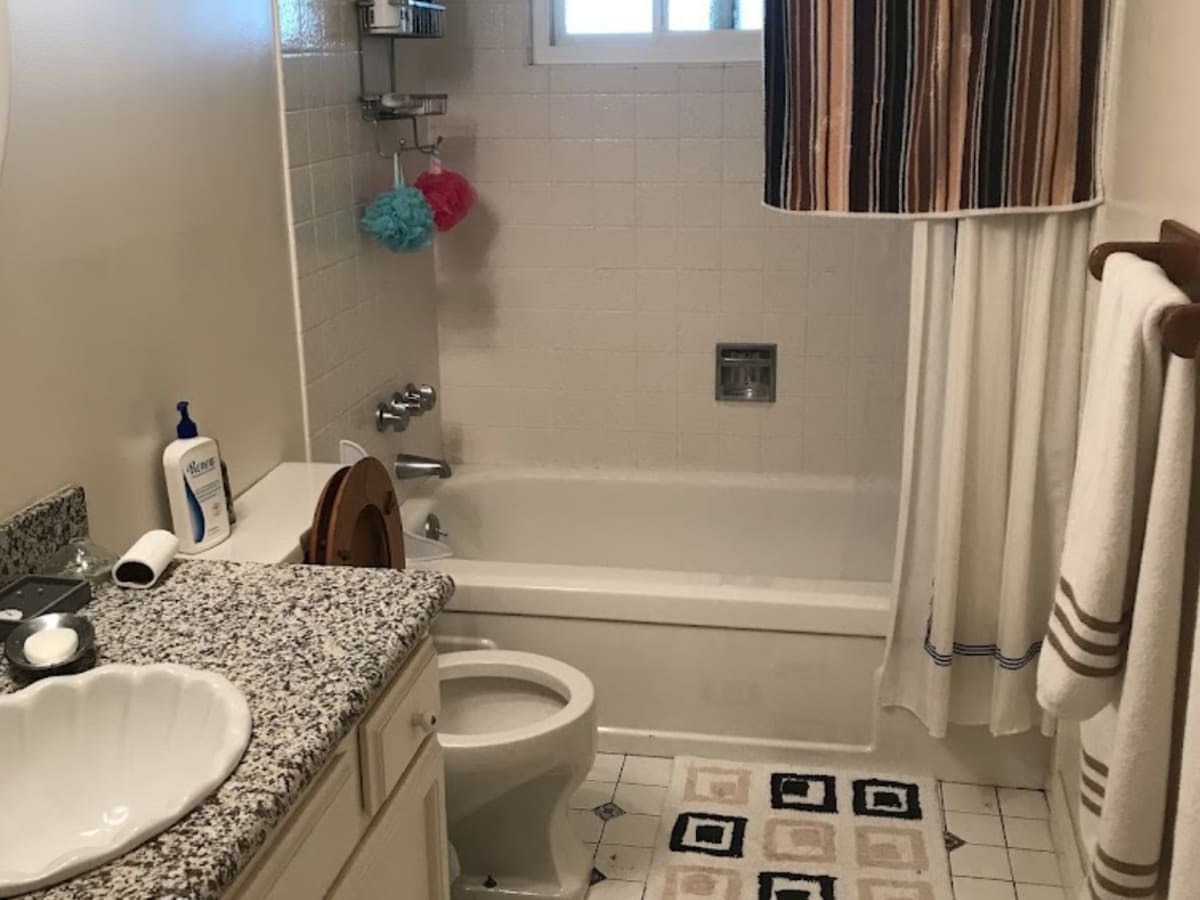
[764,0,1108,215]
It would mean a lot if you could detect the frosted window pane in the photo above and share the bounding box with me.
[669,0,713,31]
[736,0,763,29]
[563,0,653,35]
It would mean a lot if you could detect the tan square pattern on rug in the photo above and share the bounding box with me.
[644,757,953,900]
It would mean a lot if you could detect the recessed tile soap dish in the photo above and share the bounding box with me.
[715,343,777,402]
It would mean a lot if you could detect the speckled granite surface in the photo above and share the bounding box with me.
[1,560,455,900]
[0,486,88,585]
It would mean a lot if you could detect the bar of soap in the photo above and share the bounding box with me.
[24,627,79,666]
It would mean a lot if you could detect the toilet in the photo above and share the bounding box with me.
[440,650,596,900]
[188,460,599,900]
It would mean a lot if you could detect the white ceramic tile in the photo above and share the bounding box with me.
[679,93,724,138]
[952,878,1017,900]
[951,844,1013,881]
[1003,816,1054,851]
[570,808,604,843]
[635,64,679,93]
[942,782,1001,816]
[424,33,912,476]
[595,843,653,881]
[589,753,626,782]
[602,813,660,848]
[946,811,1006,847]
[636,139,679,182]
[587,879,646,900]
[722,64,760,92]
[593,93,637,138]
[678,139,723,182]
[721,138,760,182]
[572,780,617,809]
[1014,885,1068,900]
[635,94,679,138]
[614,783,667,816]
[678,65,723,93]
[998,788,1050,820]
[1008,849,1062,886]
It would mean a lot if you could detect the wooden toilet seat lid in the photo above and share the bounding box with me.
[307,458,406,569]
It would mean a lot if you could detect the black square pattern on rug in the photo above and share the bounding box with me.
[770,773,839,814]
[592,801,626,822]
[852,779,923,820]
[589,867,606,885]
[757,871,837,900]
[944,830,966,852]
[669,811,748,858]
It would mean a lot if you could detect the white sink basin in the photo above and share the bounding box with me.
[0,664,251,897]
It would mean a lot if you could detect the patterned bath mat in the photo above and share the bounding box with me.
[644,757,952,900]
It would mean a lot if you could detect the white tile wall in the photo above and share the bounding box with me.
[404,0,912,476]
[280,0,443,463]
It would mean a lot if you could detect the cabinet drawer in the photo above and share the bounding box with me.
[226,734,367,900]
[358,637,440,816]
[328,737,450,900]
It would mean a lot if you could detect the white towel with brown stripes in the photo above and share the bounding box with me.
[1036,252,1195,900]
[1076,352,1192,899]
[1168,587,1200,900]
[1037,253,1191,718]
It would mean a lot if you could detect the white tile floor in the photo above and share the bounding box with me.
[569,755,1070,900]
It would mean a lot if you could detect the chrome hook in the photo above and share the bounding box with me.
[373,118,444,159]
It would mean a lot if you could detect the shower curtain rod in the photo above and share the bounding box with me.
[1090,219,1200,359]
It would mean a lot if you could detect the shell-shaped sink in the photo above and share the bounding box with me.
[0,664,251,897]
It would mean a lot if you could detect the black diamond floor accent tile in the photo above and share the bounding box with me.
[593,801,626,822]
[590,867,607,885]
[944,830,966,852]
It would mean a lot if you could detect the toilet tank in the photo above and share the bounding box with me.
[183,463,344,564]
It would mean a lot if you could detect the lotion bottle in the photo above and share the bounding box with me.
[162,401,230,553]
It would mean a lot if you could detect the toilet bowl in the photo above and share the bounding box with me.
[439,650,597,900]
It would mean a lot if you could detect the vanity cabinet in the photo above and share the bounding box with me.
[226,638,447,900]
[329,738,449,899]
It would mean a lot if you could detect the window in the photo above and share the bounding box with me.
[532,0,762,65]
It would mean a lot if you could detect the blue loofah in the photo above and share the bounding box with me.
[361,183,436,253]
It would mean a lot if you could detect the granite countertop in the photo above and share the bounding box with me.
[1,559,455,900]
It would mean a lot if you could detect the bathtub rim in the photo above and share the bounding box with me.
[402,463,901,500]
[417,557,893,637]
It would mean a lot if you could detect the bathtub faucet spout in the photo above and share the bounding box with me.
[394,453,453,480]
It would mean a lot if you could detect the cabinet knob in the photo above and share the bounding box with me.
[412,711,438,733]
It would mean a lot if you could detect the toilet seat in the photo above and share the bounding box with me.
[438,651,595,750]
[306,458,406,569]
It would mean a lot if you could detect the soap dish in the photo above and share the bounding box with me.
[5,613,97,681]
[0,575,92,641]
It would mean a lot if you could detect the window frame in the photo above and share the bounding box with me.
[531,0,761,65]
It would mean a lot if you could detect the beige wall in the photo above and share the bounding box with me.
[279,0,444,467]
[1054,0,1200,866]
[0,2,304,549]
[1097,1,1200,245]
[409,0,911,475]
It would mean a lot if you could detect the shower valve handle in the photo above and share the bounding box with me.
[397,383,437,414]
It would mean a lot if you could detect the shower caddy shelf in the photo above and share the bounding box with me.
[356,0,447,156]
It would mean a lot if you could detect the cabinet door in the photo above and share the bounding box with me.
[225,735,367,900]
[359,638,440,816]
[328,737,451,900]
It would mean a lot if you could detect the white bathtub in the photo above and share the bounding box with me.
[406,467,1050,784]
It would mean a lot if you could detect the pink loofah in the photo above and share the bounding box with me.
[414,156,476,232]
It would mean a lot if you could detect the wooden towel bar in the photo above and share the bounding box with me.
[1089,219,1200,358]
